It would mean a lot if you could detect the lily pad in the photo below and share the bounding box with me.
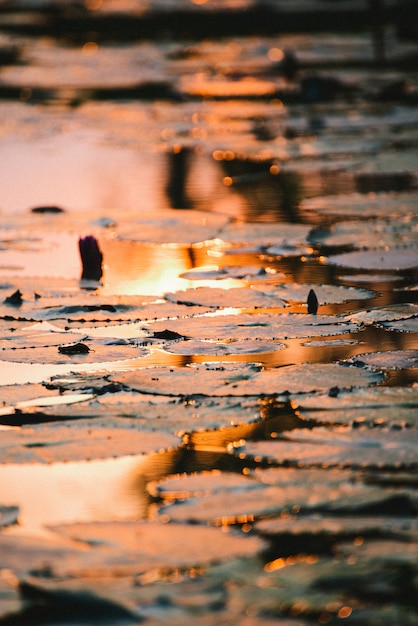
[326,247,418,271]
[237,427,418,469]
[49,519,266,568]
[291,386,418,427]
[165,286,287,309]
[251,283,374,304]
[158,467,383,525]
[113,362,383,397]
[308,216,418,249]
[149,470,261,500]
[217,222,311,248]
[163,339,285,356]
[0,334,148,365]
[3,392,264,434]
[179,265,282,281]
[255,514,418,543]
[301,191,418,218]
[347,303,418,324]
[265,244,313,258]
[0,417,180,463]
[145,312,360,341]
[379,317,418,333]
[346,349,418,370]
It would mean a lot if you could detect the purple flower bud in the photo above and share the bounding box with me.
[79,235,103,281]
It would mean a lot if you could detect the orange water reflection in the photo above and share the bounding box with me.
[0,455,148,538]
[100,239,194,296]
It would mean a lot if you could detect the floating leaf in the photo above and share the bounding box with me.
[301,191,418,218]
[158,467,382,525]
[347,303,418,324]
[255,513,418,543]
[255,282,374,304]
[339,273,399,283]
[49,520,266,568]
[327,247,418,271]
[265,243,313,257]
[237,427,418,469]
[145,312,360,341]
[346,349,418,370]
[113,362,383,397]
[179,265,282,281]
[165,287,287,309]
[308,216,418,249]
[379,317,418,333]
[164,339,285,356]
[149,470,261,500]
[2,392,264,433]
[0,417,180,463]
[292,386,418,412]
[217,222,312,247]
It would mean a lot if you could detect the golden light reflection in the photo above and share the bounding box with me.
[0,456,148,538]
[100,239,194,296]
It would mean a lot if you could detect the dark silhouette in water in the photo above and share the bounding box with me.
[79,235,103,281]
[166,146,193,209]
[307,288,319,315]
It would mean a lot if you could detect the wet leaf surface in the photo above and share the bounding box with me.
[251,282,374,305]
[327,246,418,271]
[165,286,287,309]
[163,339,285,356]
[0,6,418,624]
[113,362,383,396]
[0,418,180,463]
[237,427,418,469]
[346,349,418,370]
[49,520,266,570]
[144,312,361,341]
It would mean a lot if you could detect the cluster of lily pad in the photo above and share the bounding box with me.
[1,8,418,622]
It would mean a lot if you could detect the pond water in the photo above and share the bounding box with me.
[0,2,418,624]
